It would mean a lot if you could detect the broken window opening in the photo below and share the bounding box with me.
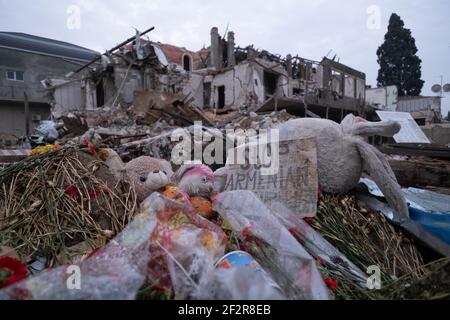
[331,69,343,97]
[203,82,211,109]
[96,78,105,108]
[344,74,355,98]
[263,71,279,100]
[293,88,302,96]
[217,85,225,109]
[183,54,192,72]
[222,38,228,67]
[415,118,426,126]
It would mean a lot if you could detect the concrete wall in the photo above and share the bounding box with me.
[366,86,398,111]
[0,47,87,135]
[182,73,204,107]
[0,101,50,137]
[421,123,450,146]
[185,59,290,110]
[52,80,84,115]
[0,47,85,102]
[114,67,144,104]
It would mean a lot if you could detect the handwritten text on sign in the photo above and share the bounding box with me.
[224,138,318,217]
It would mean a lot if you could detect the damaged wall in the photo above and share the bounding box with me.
[114,67,144,104]
[184,58,290,111]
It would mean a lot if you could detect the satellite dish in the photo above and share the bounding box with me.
[443,83,450,92]
[431,84,442,93]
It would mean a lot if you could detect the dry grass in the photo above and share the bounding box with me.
[312,194,429,299]
[313,194,423,281]
[0,146,137,266]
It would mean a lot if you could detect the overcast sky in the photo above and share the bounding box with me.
[1,0,449,115]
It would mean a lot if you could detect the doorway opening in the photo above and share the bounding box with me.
[183,55,192,72]
[217,85,225,109]
[263,71,278,100]
[203,82,211,108]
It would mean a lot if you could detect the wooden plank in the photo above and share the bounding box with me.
[187,104,215,127]
[380,144,450,159]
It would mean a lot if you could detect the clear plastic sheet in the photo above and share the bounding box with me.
[269,202,367,286]
[143,193,227,299]
[194,267,286,300]
[0,193,226,300]
[0,211,157,300]
[212,191,330,300]
[35,120,59,141]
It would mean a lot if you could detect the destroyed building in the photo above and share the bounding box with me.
[44,32,208,116]
[184,28,366,123]
[0,32,98,141]
[0,23,449,302]
[44,27,367,124]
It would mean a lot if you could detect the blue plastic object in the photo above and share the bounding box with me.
[408,206,450,245]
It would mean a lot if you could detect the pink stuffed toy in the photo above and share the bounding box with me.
[174,164,215,197]
[172,164,216,219]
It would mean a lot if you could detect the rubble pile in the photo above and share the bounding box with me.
[0,27,449,301]
[224,109,296,130]
[1,99,449,300]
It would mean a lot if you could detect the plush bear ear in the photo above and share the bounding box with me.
[352,137,409,217]
[341,113,401,137]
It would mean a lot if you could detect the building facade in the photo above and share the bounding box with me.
[0,32,98,138]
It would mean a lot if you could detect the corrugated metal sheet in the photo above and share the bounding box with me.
[397,96,440,112]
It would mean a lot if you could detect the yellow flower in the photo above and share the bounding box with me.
[29,144,60,157]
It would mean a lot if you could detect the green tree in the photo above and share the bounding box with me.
[377,13,424,96]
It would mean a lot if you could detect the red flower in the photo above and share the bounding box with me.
[242,227,251,239]
[9,287,30,300]
[317,186,322,199]
[88,189,98,199]
[88,146,95,155]
[64,185,80,197]
[303,217,314,224]
[324,277,337,291]
[82,140,89,148]
[288,227,296,234]
[317,259,325,266]
[0,257,28,289]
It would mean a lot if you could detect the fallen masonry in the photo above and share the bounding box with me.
[0,25,449,301]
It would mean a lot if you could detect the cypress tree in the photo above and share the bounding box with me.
[377,13,424,96]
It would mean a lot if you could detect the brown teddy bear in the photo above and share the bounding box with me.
[99,149,173,204]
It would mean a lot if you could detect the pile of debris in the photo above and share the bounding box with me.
[224,109,296,130]
[1,45,449,299]
[0,107,449,300]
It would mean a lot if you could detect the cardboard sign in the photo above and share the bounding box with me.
[224,138,318,217]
